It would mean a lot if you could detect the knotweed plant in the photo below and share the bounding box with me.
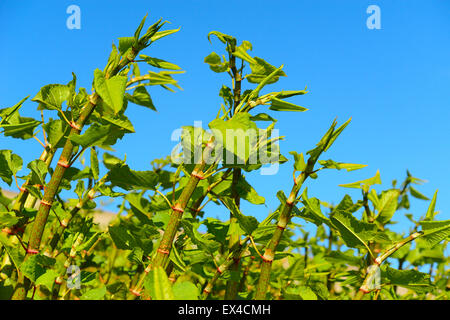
[0,15,448,300]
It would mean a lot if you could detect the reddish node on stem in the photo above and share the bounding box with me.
[19,187,28,193]
[191,171,205,180]
[157,248,170,255]
[359,288,370,294]
[262,255,273,263]
[69,121,82,131]
[60,220,69,228]
[2,227,13,235]
[27,248,39,255]
[203,288,210,294]
[276,224,286,230]
[40,199,53,207]
[54,278,63,285]
[217,267,223,274]
[57,160,70,168]
[171,204,184,213]
[129,289,141,297]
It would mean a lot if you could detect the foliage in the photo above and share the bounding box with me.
[0,16,447,301]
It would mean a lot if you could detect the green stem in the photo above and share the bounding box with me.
[202,236,250,300]
[10,47,139,300]
[151,138,215,270]
[353,232,422,300]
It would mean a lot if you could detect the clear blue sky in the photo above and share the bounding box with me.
[0,0,449,237]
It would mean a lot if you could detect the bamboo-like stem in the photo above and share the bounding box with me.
[10,45,140,301]
[353,232,423,300]
[224,40,243,300]
[151,138,215,270]
[202,236,250,300]
[129,165,229,298]
[254,152,325,300]
[52,230,85,300]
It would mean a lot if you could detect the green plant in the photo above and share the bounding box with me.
[0,15,448,301]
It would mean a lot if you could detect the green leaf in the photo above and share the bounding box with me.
[329,210,375,256]
[247,57,286,84]
[418,220,450,248]
[42,119,68,148]
[0,233,25,272]
[0,212,19,228]
[173,281,199,300]
[106,163,158,190]
[90,148,99,180]
[181,220,220,253]
[318,159,367,172]
[35,270,58,291]
[236,175,265,205]
[27,159,48,186]
[409,186,429,200]
[144,266,174,300]
[375,190,400,224]
[69,123,111,148]
[207,31,235,45]
[118,37,135,56]
[93,69,127,114]
[231,40,256,64]
[125,86,156,111]
[150,27,181,42]
[269,97,308,112]
[204,52,228,73]
[222,197,259,235]
[0,96,28,126]
[381,265,431,294]
[140,55,181,70]
[102,113,135,133]
[0,150,22,185]
[1,119,41,139]
[208,113,258,165]
[339,170,382,191]
[290,151,306,171]
[80,286,107,300]
[425,190,438,220]
[32,84,70,110]
[19,254,55,283]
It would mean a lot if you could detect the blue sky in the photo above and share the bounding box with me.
[0,0,449,238]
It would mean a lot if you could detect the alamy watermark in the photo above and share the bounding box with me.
[66,5,81,30]
[366,5,381,30]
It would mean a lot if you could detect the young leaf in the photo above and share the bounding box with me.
[318,159,367,172]
[222,197,259,235]
[339,170,382,190]
[125,86,156,111]
[425,190,438,220]
[140,55,181,70]
[93,69,127,114]
[32,84,70,111]
[269,97,308,112]
[418,220,450,248]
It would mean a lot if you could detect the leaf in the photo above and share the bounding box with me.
[35,270,58,291]
[207,31,235,45]
[330,210,375,256]
[106,163,158,190]
[70,124,124,148]
[80,286,107,300]
[290,151,306,172]
[418,220,450,248]
[339,170,382,191]
[172,281,199,300]
[102,113,135,133]
[32,84,70,110]
[247,57,286,84]
[222,197,259,235]
[208,113,258,165]
[108,225,138,250]
[0,96,28,125]
[381,265,431,294]
[375,190,399,224]
[150,27,181,42]
[181,220,220,253]
[1,119,41,139]
[125,86,156,111]
[19,254,55,283]
[0,233,25,272]
[409,186,429,200]
[42,119,68,148]
[140,55,181,70]
[324,250,361,266]
[231,40,256,64]
[90,148,99,180]
[318,159,367,172]
[269,97,308,112]
[204,52,228,73]
[425,190,438,220]
[0,212,19,228]
[236,175,265,205]
[0,150,22,185]
[144,266,174,300]
[27,159,48,186]
[93,69,127,114]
